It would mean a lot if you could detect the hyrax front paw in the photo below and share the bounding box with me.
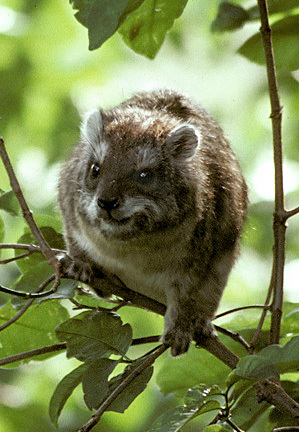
[57,252,92,283]
[161,325,192,357]
[193,316,216,345]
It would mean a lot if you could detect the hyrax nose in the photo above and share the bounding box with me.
[97,197,120,212]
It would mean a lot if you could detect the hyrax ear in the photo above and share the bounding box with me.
[80,110,103,144]
[166,124,200,159]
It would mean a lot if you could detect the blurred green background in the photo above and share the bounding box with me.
[0,0,299,431]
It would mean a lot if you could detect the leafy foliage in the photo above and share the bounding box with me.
[70,0,188,58]
[0,301,69,366]
[49,310,153,425]
[1,0,299,431]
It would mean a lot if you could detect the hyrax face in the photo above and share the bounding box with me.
[77,108,201,241]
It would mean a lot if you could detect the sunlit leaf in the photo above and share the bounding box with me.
[49,364,87,426]
[119,0,188,59]
[55,310,132,361]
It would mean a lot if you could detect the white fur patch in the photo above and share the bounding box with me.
[80,110,109,164]
[72,224,169,304]
[116,196,159,219]
[81,110,102,144]
[137,147,159,170]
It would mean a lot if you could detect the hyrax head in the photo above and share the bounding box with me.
[76,107,201,240]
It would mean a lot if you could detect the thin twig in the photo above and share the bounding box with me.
[0,251,32,264]
[78,344,168,432]
[215,305,269,320]
[0,298,35,332]
[0,343,66,366]
[0,274,56,332]
[0,138,58,267]
[0,275,56,299]
[132,335,160,345]
[284,206,299,220]
[214,325,250,351]
[250,271,273,352]
[0,243,65,254]
[273,427,299,432]
[256,0,286,344]
[226,418,245,432]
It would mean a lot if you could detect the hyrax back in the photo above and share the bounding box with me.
[58,89,247,356]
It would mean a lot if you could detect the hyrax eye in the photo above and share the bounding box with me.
[137,169,155,185]
[90,163,100,178]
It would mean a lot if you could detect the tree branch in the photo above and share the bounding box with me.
[256,0,286,345]
[255,380,299,424]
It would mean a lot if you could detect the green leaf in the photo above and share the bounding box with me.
[82,358,120,409]
[230,386,270,431]
[211,1,250,32]
[148,385,222,431]
[238,15,299,71]
[156,343,231,396]
[202,426,232,432]
[88,0,133,50]
[55,310,132,361]
[71,0,136,50]
[147,405,202,432]
[268,0,299,14]
[107,360,153,412]
[0,215,4,258]
[228,355,280,386]
[258,336,299,373]
[23,214,63,235]
[11,261,75,309]
[0,301,69,366]
[0,189,19,216]
[119,0,188,59]
[281,302,299,336]
[16,226,65,273]
[49,364,87,426]
[184,385,222,409]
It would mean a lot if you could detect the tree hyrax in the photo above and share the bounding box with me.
[58,89,248,356]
